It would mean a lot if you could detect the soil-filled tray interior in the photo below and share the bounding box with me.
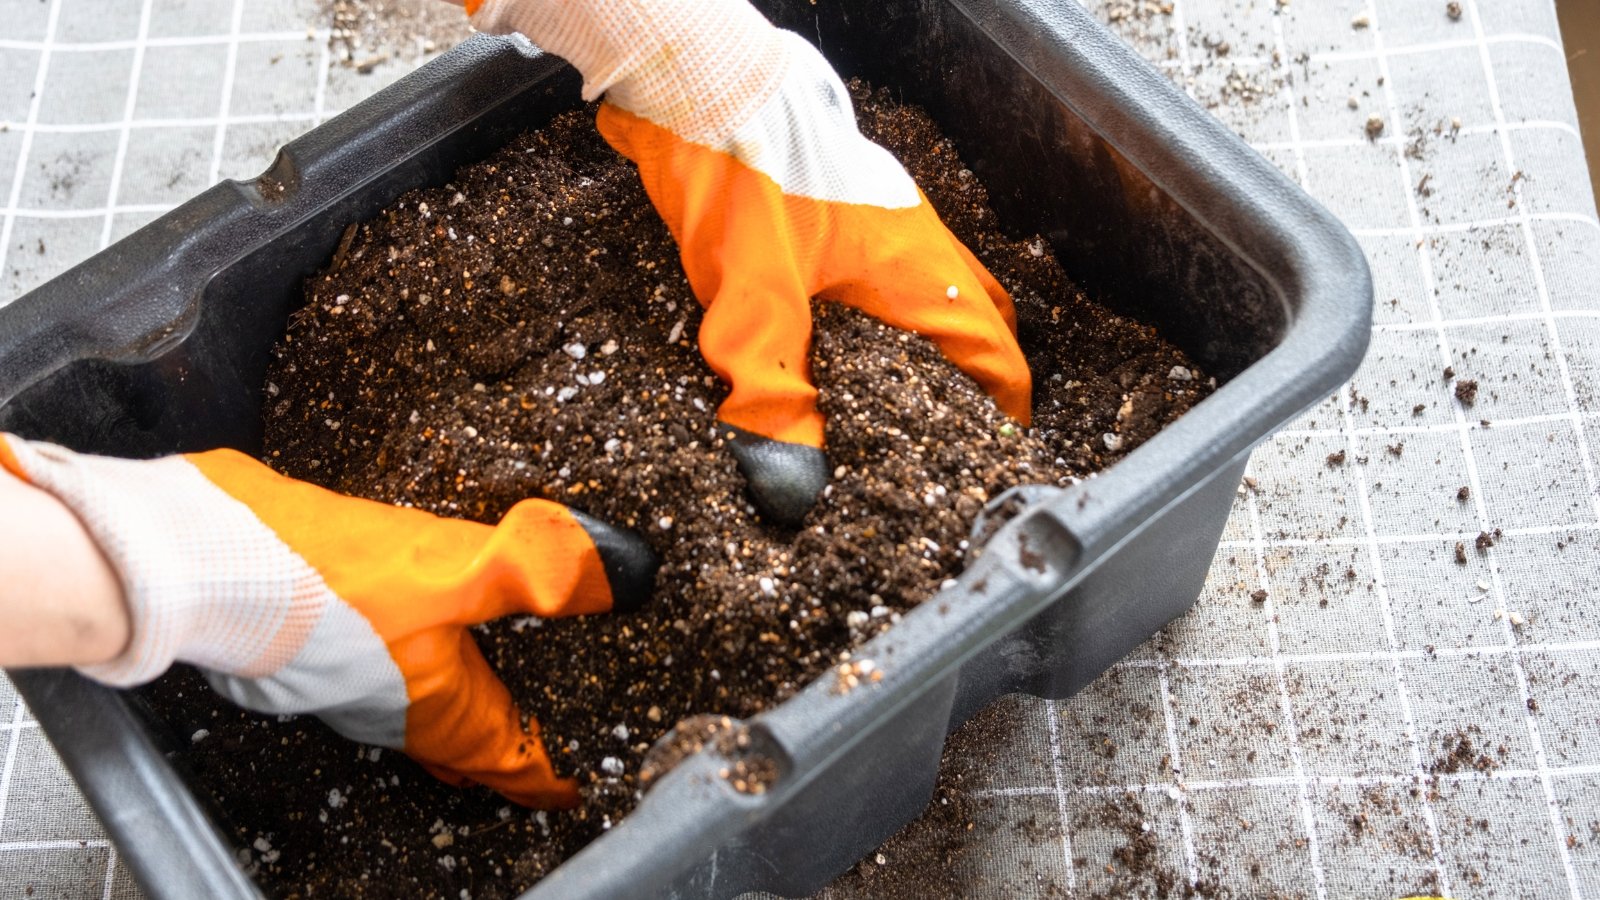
[136,83,1214,898]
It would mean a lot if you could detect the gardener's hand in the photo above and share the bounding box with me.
[0,434,657,809]
[461,0,1033,527]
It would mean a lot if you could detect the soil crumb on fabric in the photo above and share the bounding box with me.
[821,696,1207,899]
[140,84,1212,898]
[323,0,471,69]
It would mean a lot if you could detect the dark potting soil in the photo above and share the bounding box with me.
[137,83,1214,898]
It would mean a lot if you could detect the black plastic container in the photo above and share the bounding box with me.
[0,1,1371,897]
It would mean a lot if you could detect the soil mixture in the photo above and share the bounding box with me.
[138,84,1213,898]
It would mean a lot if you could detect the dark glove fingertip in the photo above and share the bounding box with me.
[570,511,660,613]
[719,423,830,530]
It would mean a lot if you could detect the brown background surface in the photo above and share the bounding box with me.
[1558,0,1600,201]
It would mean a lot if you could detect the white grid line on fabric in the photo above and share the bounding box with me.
[0,840,112,853]
[1260,15,1335,893]
[1277,411,1590,440]
[1158,56,1267,70]
[1154,665,1201,886]
[101,844,117,900]
[0,0,61,302]
[1462,1,1589,888]
[1119,636,1600,671]
[0,38,339,214]
[97,0,156,251]
[1315,30,1564,64]
[1463,4,1600,527]
[1352,210,1600,236]
[1042,700,1079,891]
[1332,332,1455,890]
[312,28,333,127]
[1268,8,1455,888]
[1218,520,1600,549]
[1327,342,1455,892]
[1362,1,1512,797]
[1262,394,1592,524]
[1158,31,1565,72]
[1167,0,1198,98]
[1251,119,1584,153]
[208,0,248,189]
[1269,4,1312,204]
[4,204,182,220]
[1244,463,1330,900]
[0,699,26,837]
[1154,5,1205,887]
[0,30,319,53]
[0,111,325,134]
[8,28,335,135]
[0,721,39,734]
[1380,309,1600,330]
[974,760,1600,799]
[1369,3,1582,894]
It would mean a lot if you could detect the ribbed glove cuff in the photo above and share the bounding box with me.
[468,0,791,147]
[1,438,324,687]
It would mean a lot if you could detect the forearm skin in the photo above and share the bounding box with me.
[0,466,129,668]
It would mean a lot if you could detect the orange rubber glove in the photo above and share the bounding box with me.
[462,0,1033,526]
[0,433,658,809]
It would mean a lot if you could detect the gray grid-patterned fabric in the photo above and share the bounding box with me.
[1,0,1596,896]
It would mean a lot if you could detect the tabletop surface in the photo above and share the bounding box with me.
[3,0,1598,897]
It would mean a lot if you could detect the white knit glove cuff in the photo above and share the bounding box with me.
[468,0,792,147]
[4,439,325,688]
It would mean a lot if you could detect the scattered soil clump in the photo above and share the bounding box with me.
[1429,728,1501,775]
[140,85,1211,897]
[323,0,471,70]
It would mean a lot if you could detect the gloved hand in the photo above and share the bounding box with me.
[0,434,657,809]
[462,0,1033,527]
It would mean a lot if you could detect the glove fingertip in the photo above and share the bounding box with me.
[569,511,660,614]
[507,776,581,811]
[720,423,830,530]
[550,779,582,810]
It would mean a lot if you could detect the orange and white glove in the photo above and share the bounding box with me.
[0,433,657,809]
[462,0,1033,527]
